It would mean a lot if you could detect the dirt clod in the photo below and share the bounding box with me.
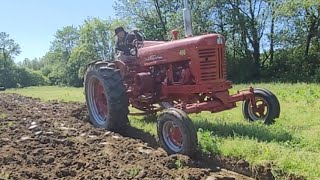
[0,93,263,179]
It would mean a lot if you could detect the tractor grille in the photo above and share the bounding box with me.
[198,48,226,81]
[218,47,227,79]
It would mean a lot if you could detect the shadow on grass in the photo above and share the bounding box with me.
[194,120,293,143]
[121,126,159,149]
[139,114,158,123]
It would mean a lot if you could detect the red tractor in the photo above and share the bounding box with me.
[84,2,280,156]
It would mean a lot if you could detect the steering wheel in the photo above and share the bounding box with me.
[124,30,145,56]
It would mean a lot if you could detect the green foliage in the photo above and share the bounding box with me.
[0,32,21,61]
[2,0,320,85]
[226,56,256,83]
[263,48,320,83]
[128,167,141,177]
[0,112,7,119]
[114,0,215,40]
[18,58,44,70]
[0,32,47,88]
[113,0,319,83]
[197,129,220,155]
[0,171,10,180]
[50,25,79,56]
[174,159,183,169]
[0,63,47,88]
[30,18,128,87]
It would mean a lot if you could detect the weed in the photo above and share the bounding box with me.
[7,121,15,127]
[128,167,140,177]
[175,159,183,169]
[0,171,11,180]
[0,112,7,119]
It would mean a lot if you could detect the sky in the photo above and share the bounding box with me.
[0,0,117,62]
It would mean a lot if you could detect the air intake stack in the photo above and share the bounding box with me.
[183,0,193,37]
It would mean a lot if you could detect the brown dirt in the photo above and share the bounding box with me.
[0,93,273,180]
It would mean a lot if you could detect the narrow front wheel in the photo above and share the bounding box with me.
[242,88,280,124]
[157,108,197,157]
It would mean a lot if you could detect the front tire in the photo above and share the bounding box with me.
[157,108,198,157]
[242,88,280,124]
[84,61,129,132]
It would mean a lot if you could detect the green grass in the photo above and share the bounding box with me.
[2,86,84,102]
[3,84,320,179]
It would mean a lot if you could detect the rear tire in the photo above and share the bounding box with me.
[242,88,280,125]
[157,108,198,157]
[84,61,129,132]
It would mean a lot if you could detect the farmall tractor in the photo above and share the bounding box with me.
[84,1,280,156]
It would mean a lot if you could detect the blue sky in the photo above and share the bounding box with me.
[1,0,116,62]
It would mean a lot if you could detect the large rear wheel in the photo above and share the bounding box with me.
[157,108,198,157]
[84,61,129,132]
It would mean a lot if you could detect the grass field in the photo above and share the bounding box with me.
[3,84,320,179]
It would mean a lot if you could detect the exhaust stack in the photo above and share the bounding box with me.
[183,0,193,37]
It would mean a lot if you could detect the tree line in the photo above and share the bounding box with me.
[1,0,319,88]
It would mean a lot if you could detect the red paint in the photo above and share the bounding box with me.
[117,33,255,114]
[93,80,108,117]
[169,127,183,146]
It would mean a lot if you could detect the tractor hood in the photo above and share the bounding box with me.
[143,41,166,47]
[138,34,224,66]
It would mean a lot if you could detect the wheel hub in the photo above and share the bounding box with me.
[87,76,109,125]
[249,97,269,120]
[162,121,183,152]
[169,127,183,146]
[93,80,108,118]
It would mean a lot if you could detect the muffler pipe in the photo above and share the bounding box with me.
[183,0,193,37]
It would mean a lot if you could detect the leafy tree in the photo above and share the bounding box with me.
[36,18,128,86]
[0,32,20,87]
[38,26,80,85]
[50,26,79,60]
[18,58,44,70]
[79,18,114,60]
[0,32,21,63]
[278,0,320,57]
[13,0,320,86]
[114,0,215,40]
[65,18,128,86]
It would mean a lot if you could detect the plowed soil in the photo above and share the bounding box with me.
[0,93,273,180]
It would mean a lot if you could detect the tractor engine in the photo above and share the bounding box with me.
[138,33,228,92]
[132,61,194,95]
[122,33,230,112]
[134,72,154,95]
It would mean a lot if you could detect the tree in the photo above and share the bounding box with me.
[114,0,216,40]
[278,0,320,57]
[50,26,79,60]
[19,58,44,70]
[0,32,21,67]
[79,18,115,60]
[225,0,271,76]
[64,18,128,86]
[36,18,127,86]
